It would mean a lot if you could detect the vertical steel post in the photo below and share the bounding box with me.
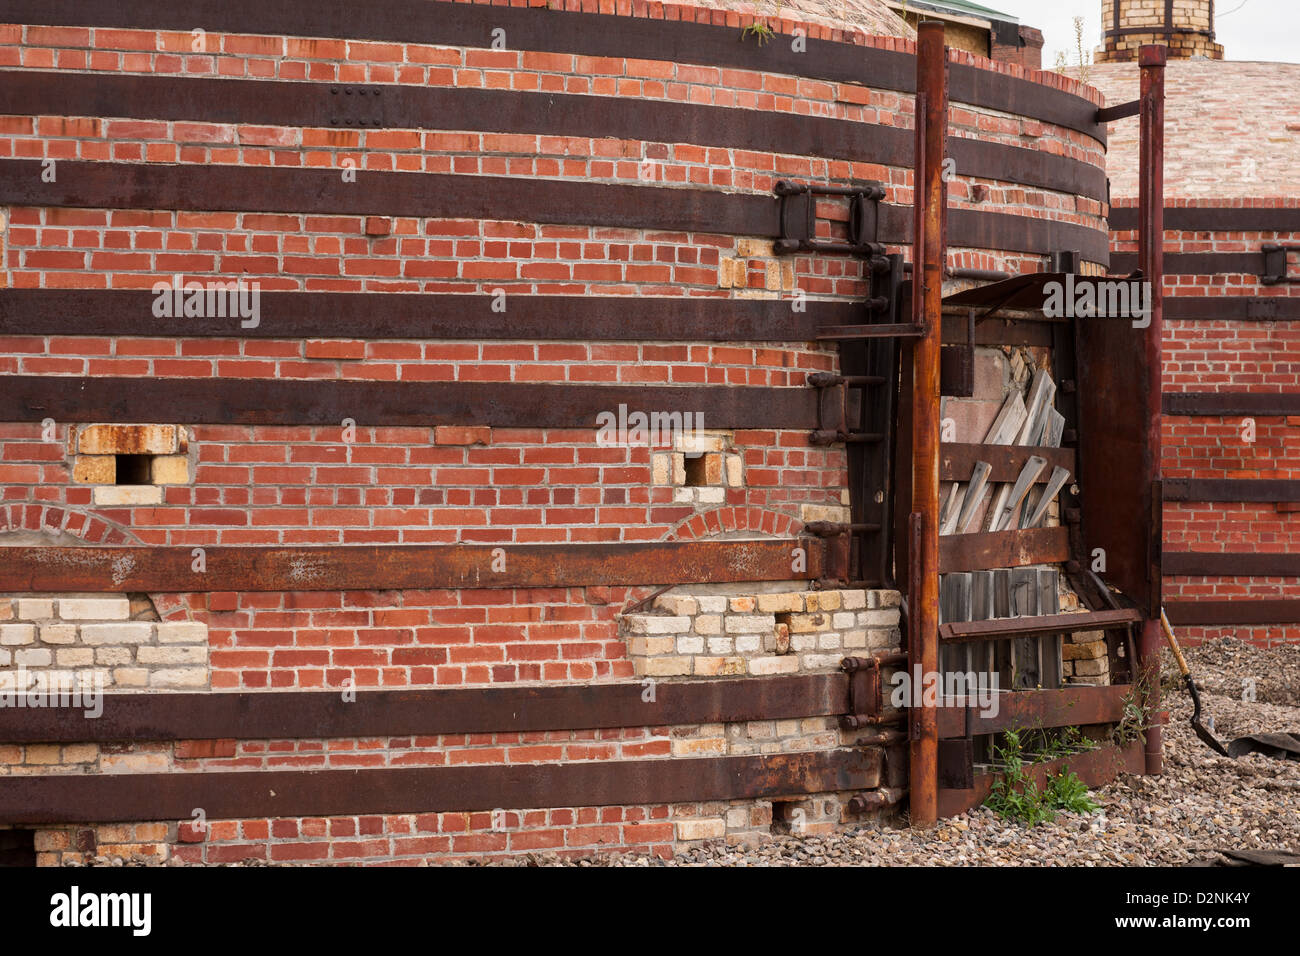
[1137,44,1166,775]
[908,20,947,825]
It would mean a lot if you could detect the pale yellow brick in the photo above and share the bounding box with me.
[671,452,686,485]
[654,595,698,617]
[694,656,746,676]
[1063,641,1107,661]
[765,260,781,291]
[79,622,152,644]
[736,238,774,258]
[72,455,116,483]
[136,645,207,665]
[672,737,727,756]
[651,452,671,485]
[93,647,133,665]
[623,615,691,635]
[0,598,11,620]
[149,668,208,688]
[25,744,62,765]
[93,485,163,506]
[756,592,804,614]
[748,655,800,675]
[728,596,756,613]
[725,453,743,487]
[639,657,692,677]
[787,613,829,633]
[805,590,841,612]
[676,818,726,841]
[16,599,54,619]
[842,590,868,610]
[34,830,69,851]
[156,621,207,644]
[694,614,722,635]
[628,636,676,656]
[55,648,94,667]
[40,624,77,644]
[725,614,773,634]
[150,454,190,484]
[78,423,177,455]
[0,624,35,645]
[15,648,51,667]
[99,752,169,773]
[58,597,130,620]
[61,744,97,764]
[112,668,149,687]
[0,745,23,765]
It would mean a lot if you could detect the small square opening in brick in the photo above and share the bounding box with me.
[0,829,36,867]
[114,454,153,485]
[683,453,708,487]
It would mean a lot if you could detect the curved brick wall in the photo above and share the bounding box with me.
[0,0,1108,863]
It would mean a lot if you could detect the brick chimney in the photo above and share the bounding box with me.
[1095,0,1224,62]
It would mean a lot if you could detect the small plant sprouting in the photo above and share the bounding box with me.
[983,727,1101,826]
[741,20,775,46]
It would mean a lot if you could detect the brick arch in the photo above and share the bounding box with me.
[665,506,800,541]
[0,502,192,622]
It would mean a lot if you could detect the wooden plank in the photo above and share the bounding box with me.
[1024,466,1072,529]
[954,461,993,534]
[939,527,1071,573]
[939,608,1143,643]
[939,442,1073,484]
[0,540,823,592]
[1009,567,1040,689]
[991,456,1048,531]
[1038,568,1062,689]
[937,684,1133,737]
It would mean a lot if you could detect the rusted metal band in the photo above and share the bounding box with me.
[937,526,1071,573]
[0,70,1108,202]
[0,159,1111,262]
[1164,600,1300,626]
[0,674,848,744]
[0,376,821,428]
[1109,252,1264,275]
[0,748,881,825]
[939,442,1074,484]
[1110,206,1300,232]
[936,684,1131,737]
[1163,296,1300,321]
[7,0,1106,140]
[0,540,825,592]
[1162,392,1300,416]
[939,609,1141,644]
[1162,478,1300,502]
[0,289,854,341]
[1163,551,1300,577]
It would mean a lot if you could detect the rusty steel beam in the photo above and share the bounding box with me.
[8,1,1106,139]
[0,160,1110,262]
[908,20,947,828]
[1163,551,1300,577]
[0,376,820,429]
[1162,478,1300,502]
[0,540,824,593]
[0,674,848,744]
[937,740,1143,817]
[939,442,1074,484]
[0,748,881,825]
[1163,392,1300,417]
[936,684,1132,737]
[0,289,857,342]
[938,609,1141,644]
[1162,297,1300,321]
[937,527,1071,573]
[1109,252,1264,275]
[1136,45,1167,777]
[0,70,1108,202]
[1110,205,1300,232]
[1164,600,1300,626]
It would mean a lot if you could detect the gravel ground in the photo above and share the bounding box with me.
[482,637,1300,867]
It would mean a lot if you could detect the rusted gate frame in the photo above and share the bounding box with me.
[0,749,883,826]
[0,70,1108,202]
[937,527,1071,573]
[936,684,1132,737]
[0,159,1112,262]
[0,540,825,592]
[0,376,821,429]
[10,0,1106,140]
[0,674,848,743]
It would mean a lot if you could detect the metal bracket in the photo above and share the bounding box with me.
[328,85,385,127]
[840,654,907,729]
[774,179,885,257]
[1262,244,1300,285]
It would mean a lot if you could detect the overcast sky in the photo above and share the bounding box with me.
[984,0,1298,65]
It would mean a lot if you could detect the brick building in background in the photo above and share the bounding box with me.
[1083,0,1300,646]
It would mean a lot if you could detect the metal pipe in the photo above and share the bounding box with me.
[1137,44,1166,776]
[908,20,947,827]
